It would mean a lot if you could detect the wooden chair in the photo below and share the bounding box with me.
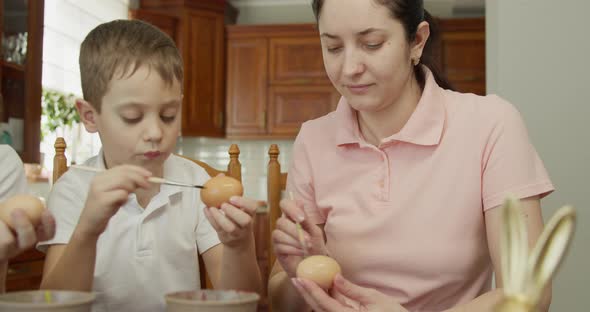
[267,144,288,280]
[52,137,242,290]
[263,144,289,312]
[52,137,242,183]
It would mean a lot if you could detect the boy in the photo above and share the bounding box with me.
[38,20,262,311]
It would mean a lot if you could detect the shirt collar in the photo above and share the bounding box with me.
[334,66,446,147]
[94,149,108,170]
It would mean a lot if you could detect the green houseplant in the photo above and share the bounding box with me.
[41,88,79,139]
[41,88,80,164]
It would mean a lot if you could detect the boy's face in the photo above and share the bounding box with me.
[77,65,182,174]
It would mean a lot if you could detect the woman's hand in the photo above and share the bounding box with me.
[0,209,55,261]
[292,274,409,312]
[272,198,327,277]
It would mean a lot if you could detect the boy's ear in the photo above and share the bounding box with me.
[76,99,99,133]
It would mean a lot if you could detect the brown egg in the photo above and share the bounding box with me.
[296,255,341,289]
[0,194,45,229]
[200,176,244,208]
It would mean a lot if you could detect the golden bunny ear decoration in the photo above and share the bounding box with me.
[525,206,576,305]
[496,198,576,312]
[500,196,529,296]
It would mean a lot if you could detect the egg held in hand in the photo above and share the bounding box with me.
[296,255,342,289]
[200,176,244,208]
[0,194,45,229]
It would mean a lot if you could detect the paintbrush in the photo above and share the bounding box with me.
[289,191,309,258]
[70,165,205,189]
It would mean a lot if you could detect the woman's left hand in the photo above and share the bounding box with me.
[0,209,55,261]
[291,274,409,312]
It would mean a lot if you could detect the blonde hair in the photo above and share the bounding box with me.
[79,19,183,111]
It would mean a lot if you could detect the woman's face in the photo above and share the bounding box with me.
[318,0,416,113]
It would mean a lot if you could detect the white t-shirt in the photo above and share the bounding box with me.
[38,151,221,312]
[0,145,27,201]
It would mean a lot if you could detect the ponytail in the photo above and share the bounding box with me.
[416,10,454,91]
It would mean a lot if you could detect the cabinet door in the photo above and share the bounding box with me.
[0,0,43,162]
[269,37,329,85]
[268,85,340,137]
[181,10,225,137]
[129,10,180,43]
[225,38,268,137]
[439,18,486,95]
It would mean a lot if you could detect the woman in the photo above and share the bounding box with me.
[0,145,55,293]
[268,0,553,311]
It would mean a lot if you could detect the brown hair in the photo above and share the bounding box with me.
[312,0,453,90]
[79,19,183,111]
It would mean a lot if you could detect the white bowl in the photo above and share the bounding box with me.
[165,290,260,312]
[0,290,95,312]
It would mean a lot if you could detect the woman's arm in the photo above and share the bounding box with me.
[269,260,312,312]
[445,195,550,312]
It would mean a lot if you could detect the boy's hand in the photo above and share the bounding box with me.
[0,209,55,262]
[203,196,259,249]
[76,165,151,239]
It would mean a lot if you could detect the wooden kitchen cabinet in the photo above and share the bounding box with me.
[268,85,339,136]
[269,37,329,85]
[225,37,268,136]
[0,0,44,163]
[436,18,486,95]
[129,10,179,42]
[226,24,339,138]
[130,0,228,137]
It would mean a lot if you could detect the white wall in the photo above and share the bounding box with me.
[487,1,590,310]
[43,0,130,94]
[41,0,129,169]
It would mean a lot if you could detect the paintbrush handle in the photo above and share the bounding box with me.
[70,165,102,173]
[70,165,203,189]
[289,191,309,257]
[147,176,166,184]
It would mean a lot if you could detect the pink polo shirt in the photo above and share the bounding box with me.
[287,68,554,311]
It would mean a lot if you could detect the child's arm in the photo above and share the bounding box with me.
[40,165,151,291]
[201,196,262,293]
